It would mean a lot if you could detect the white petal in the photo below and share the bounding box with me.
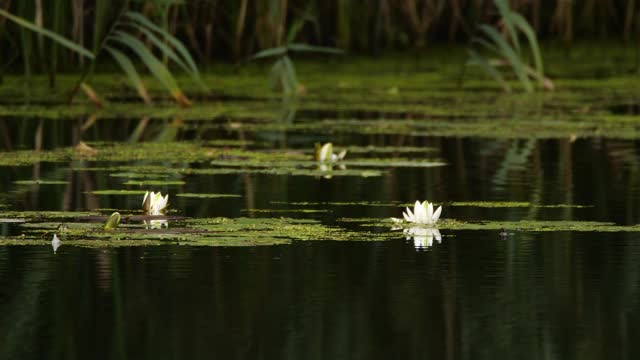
[142,191,150,206]
[432,206,442,223]
[404,207,415,222]
[433,228,442,243]
[413,201,425,224]
[319,143,332,162]
[161,194,169,210]
[426,202,434,224]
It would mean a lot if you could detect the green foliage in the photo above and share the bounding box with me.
[0,9,94,59]
[251,15,342,96]
[94,11,203,106]
[0,4,201,106]
[468,0,553,93]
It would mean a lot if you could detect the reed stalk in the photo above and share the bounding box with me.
[0,0,638,69]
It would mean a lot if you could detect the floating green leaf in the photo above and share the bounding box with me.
[176,193,242,198]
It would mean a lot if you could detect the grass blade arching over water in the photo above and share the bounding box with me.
[104,46,152,104]
[467,0,552,92]
[0,8,94,60]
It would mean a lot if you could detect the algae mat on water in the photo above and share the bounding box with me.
[0,142,444,177]
[0,216,399,248]
[3,208,640,249]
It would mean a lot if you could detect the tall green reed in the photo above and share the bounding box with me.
[87,10,205,106]
[467,0,553,92]
[1,1,203,107]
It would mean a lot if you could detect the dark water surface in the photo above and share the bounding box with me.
[2,116,640,359]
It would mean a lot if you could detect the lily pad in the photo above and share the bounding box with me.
[123,180,186,186]
[273,201,403,207]
[176,193,242,198]
[351,218,640,233]
[343,145,438,154]
[109,172,171,179]
[0,216,400,249]
[13,180,69,185]
[0,211,100,221]
[91,189,148,195]
[448,201,591,208]
[241,208,329,213]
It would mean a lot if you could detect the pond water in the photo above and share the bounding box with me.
[2,54,640,359]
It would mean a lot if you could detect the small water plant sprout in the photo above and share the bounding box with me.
[142,191,169,215]
[315,143,347,163]
[392,200,442,226]
[104,212,121,230]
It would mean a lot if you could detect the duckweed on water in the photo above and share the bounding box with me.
[3,213,640,249]
[0,217,398,248]
[75,164,386,178]
[0,142,436,174]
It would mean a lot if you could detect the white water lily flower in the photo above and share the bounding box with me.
[315,143,347,163]
[402,200,442,225]
[143,191,169,215]
[404,227,441,249]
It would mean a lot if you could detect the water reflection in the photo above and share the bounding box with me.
[144,218,169,229]
[403,227,442,249]
[50,233,61,254]
[318,162,347,179]
[4,116,640,358]
[1,234,639,360]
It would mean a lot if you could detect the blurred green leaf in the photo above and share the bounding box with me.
[0,8,94,59]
